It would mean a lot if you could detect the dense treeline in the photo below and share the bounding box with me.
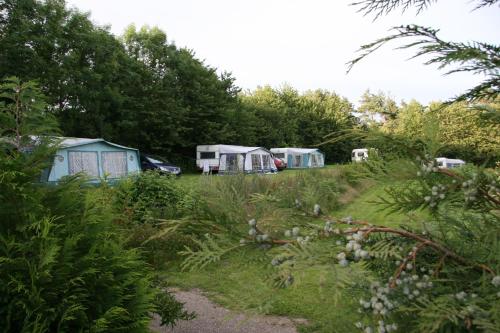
[1,0,497,168]
[0,0,359,166]
[357,91,500,165]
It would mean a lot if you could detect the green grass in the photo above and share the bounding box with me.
[165,248,360,333]
[332,182,428,228]
[162,167,426,332]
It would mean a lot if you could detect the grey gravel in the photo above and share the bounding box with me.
[150,288,303,333]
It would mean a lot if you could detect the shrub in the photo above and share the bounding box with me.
[0,78,190,332]
[0,148,191,332]
[115,171,194,225]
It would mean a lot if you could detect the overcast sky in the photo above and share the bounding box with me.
[66,0,499,106]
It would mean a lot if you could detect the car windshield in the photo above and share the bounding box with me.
[146,156,166,164]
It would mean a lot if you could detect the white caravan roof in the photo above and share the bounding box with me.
[270,148,322,154]
[197,144,270,154]
[436,157,465,164]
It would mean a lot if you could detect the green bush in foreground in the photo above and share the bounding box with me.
[0,148,193,332]
[0,77,191,332]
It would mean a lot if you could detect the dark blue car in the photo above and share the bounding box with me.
[140,154,182,176]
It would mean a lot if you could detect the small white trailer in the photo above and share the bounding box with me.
[351,148,369,162]
[196,145,222,171]
[196,144,277,174]
[435,157,465,169]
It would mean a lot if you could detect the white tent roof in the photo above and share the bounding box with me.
[218,145,269,154]
[271,147,322,154]
[436,157,465,164]
[59,137,138,150]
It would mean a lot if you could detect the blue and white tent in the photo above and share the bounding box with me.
[270,148,324,168]
[42,137,141,183]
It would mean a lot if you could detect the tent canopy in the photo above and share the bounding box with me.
[218,144,262,154]
[217,145,276,174]
[270,147,324,168]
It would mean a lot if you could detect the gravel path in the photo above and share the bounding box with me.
[150,288,305,333]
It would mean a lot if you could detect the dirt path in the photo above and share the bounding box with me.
[150,288,305,333]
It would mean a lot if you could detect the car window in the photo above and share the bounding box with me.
[146,156,164,164]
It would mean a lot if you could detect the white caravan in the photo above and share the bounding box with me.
[435,157,465,169]
[352,148,369,162]
[196,145,277,174]
[270,148,324,168]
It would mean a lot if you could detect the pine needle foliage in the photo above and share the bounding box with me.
[348,1,500,103]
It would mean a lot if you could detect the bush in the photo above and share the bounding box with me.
[0,147,190,332]
[115,171,194,225]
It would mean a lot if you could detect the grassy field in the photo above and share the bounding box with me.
[163,166,424,332]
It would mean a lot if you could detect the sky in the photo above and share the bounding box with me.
[65,0,499,106]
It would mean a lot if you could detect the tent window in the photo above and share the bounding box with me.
[311,154,317,167]
[274,153,285,159]
[102,151,127,178]
[262,155,271,169]
[251,154,261,170]
[200,152,216,159]
[357,152,365,157]
[68,151,99,178]
[226,154,239,171]
[293,155,302,167]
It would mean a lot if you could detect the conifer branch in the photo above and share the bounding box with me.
[351,0,499,19]
[336,219,495,275]
[347,24,500,102]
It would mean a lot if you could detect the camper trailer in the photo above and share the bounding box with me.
[352,148,368,162]
[435,157,465,169]
[196,145,277,174]
[270,148,324,168]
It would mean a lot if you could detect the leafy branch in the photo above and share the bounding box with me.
[351,0,499,20]
[347,25,500,102]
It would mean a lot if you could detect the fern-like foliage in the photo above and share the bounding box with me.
[180,234,242,272]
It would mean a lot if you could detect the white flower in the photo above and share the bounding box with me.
[424,196,431,202]
[406,263,413,270]
[261,234,269,241]
[337,252,347,261]
[284,230,292,237]
[248,219,256,227]
[335,240,342,246]
[364,327,373,333]
[455,291,467,300]
[292,227,300,236]
[248,228,257,236]
[313,204,321,216]
[355,322,363,329]
[339,259,349,267]
[491,276,500,287]
[353,242,362,251]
